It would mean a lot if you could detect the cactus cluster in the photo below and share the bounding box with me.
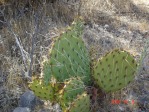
[28,19,138,112]
[29,77,90,111]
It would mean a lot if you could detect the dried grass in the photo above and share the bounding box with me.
[0,0,148,111]
[80,0,149,31]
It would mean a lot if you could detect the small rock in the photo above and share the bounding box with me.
[19,91,36,109]
[114,30,121,37]
[138,96,149,103]
[104,24,109,28]
[13,107,30,112]
[0,69,4,85]
[53,103,62,112]
[137,96,149,110]
[144,81,149,92]
[39,108,51,112]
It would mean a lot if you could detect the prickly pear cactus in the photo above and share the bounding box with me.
[43,19,91,85]
[66,92,90,112]
[59,78,85,111]
[28,76,63,101]
[93,49,138,92]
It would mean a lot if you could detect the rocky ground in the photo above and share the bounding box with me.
[0,0,149,112]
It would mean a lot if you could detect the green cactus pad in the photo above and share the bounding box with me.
[93,49,138,92]
[28,77,55,101]
[66,93,90,112]
[59,78,85,111]
[43,20,91,85]
[43,61,53,85]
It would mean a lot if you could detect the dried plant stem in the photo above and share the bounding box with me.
[10,31,28,71]
[137,38,149,75]
[28,13,39,77]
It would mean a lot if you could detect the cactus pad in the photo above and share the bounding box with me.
[66,92,90,112]
[28,78,54,100]
[43,20,91,85]
[59,78,85,111]
[93,49,138,92]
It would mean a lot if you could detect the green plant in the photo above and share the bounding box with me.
[28,76,55,101]
[43,19,91,85]
[28,76,64,102]
[66,92,90,112]
[28,18,138,112]
[93,49,138,92]
[59,78,85,111]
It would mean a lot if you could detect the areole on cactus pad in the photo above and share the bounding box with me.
[93,49,138,92]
